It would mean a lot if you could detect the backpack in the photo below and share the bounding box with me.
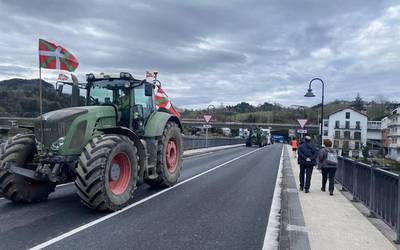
[325,149,338,165]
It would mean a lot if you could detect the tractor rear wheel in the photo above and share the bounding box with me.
[145,122,183,187]
[0,134,55,203]
[75,134,137,211]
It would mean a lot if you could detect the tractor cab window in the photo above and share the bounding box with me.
[134,84,153,119]
[88,86,114,105]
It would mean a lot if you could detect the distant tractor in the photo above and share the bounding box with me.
[245,128,267,147]
[0,72,183,211]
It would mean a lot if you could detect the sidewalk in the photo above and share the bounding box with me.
[287,145,395,250]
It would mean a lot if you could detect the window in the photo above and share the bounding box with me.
[356,121,360,129]
[334,140,339,148]
[345,121,350,129]
[134,84,154,119]
[343,141,349,149]
[344,131,351,139]
[335,131,341,138]
[323,130,328,136]
[354,132,361,140]
[355,141,360,149]
[323,120,328,127]
[335,121,340,128]
[346,112,350,119]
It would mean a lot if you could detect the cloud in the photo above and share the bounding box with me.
[0,0,399,109]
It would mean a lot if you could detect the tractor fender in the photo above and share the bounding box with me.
[144,111,182,137]
[98,127,146,175]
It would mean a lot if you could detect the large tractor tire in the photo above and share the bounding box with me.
[75,134,137,211]
[0,134,55,203]
[145,122,183,187]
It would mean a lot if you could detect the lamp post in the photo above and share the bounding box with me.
[205,105,216,147]
[304,78,325,147]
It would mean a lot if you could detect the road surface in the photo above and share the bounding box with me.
[0,144,282,250]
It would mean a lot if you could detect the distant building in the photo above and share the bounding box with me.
[386,107,400,161]
[381,117,389,154]
[322,107,368,157]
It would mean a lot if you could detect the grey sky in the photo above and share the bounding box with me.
[0,0,399,108]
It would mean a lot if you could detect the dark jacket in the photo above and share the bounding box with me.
[298,141,319,166]
[319,147,338,168]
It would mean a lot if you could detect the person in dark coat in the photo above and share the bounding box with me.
[319,139,338,195]
[297,135,319,193]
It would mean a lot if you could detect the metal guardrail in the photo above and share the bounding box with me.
[0,136,244,151]
[182,136,244,150]
[336,157,400,242]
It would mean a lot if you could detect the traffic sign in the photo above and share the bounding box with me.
[204,115,212,123]
[297,129,307,134]
[297,119,308,128]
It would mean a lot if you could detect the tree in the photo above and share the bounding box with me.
[352,93,364,111]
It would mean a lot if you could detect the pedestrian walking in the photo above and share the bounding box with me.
[297,135,318,193]
[319,139,338,196]
[291,138,299,158]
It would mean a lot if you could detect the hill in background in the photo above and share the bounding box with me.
[0,78,73,117]
[0,78,397,123]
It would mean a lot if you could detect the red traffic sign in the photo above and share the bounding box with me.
[297,119,308,129]
[204,115,212,123]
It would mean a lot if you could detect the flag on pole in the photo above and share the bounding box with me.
[39,39,79,72]
[155,87,181,118]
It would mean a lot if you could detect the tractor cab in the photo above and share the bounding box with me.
[85,72,155,134]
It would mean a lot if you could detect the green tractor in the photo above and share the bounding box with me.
[245,127,267,147]
[0,72,183,211]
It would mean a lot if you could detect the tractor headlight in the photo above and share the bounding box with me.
[51,137,65,151]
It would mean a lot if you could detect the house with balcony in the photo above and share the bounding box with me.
[386,107,400,161]
[322,107,367,157]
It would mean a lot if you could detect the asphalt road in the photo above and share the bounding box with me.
[0,144,283,250]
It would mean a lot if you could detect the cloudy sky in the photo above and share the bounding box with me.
[0,0,399,109]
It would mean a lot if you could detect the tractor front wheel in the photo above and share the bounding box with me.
[145,122,183,187]
[75,134,137,211]
[0,134,55,203]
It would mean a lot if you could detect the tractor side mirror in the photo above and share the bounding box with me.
[145,84,153,97]
[57,84,64,96]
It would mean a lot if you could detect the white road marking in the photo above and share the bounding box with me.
[262,146,284,250]
[56,182,73,188]
[29,147,264,250]
[287,224,307,232]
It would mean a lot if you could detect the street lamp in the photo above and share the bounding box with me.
[304,78,325,147]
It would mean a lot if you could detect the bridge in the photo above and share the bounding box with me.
[0,117,320,137]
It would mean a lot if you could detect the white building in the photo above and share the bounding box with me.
[322,107,368,157]
[386,107,400,161]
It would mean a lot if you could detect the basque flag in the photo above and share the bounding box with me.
[155,87,181,118]
[39,39,79,72]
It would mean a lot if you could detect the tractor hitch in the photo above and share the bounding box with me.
[1,162,49,182]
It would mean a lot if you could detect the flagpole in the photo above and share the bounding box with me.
[39,66,43,116]
[39,49,44,144]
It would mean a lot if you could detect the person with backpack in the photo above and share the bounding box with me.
[297,135,319,193]
[319,139,338,195]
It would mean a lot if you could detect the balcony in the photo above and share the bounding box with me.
[367,122,381,130]
[334,134,362,140]
[334,125,361,130]
[388,121,400,127]
[388,131,400,137]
